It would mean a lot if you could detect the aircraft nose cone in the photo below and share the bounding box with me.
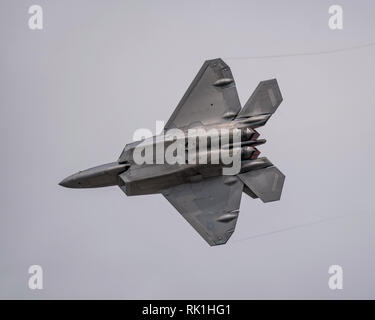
[59,175,75,188]
[58,162,129,189]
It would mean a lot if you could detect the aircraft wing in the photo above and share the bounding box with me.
[162,175,243,246]
[164,58,242,130]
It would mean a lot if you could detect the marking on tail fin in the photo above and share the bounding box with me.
[272,172,279,191]
[268,88,277,107]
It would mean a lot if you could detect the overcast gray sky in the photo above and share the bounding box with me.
[1,0,375,299]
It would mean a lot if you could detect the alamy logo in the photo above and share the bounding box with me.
[28,265,43,290]
[131,121,243,175]
[328,5,343,30]
[28,5,43,30]
[328,265,343,290]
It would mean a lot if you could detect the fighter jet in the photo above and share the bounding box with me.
[59,58,285,246]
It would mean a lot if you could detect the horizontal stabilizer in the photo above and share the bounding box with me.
[237,79,283,118]
[238,166,285,203]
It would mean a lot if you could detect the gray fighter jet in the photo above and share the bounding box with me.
[59,58,285,246]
